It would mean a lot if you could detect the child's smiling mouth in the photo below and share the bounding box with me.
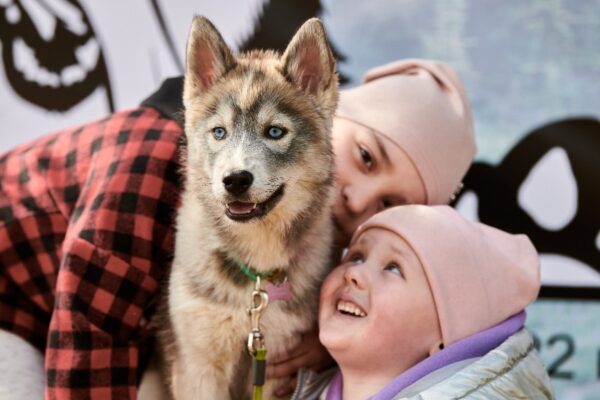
[336,299,367,317]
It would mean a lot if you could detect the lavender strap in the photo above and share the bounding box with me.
[326,311,526,400]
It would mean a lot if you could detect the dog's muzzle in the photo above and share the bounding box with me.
[225,185,285,222]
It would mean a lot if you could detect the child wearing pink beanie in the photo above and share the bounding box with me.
[268,59,477,395]
[332,59,476,242]
[292,205,554,399]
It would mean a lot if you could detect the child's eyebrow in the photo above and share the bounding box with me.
[389,244,409,260]
[372,131,391,167]
[356,234,373,247]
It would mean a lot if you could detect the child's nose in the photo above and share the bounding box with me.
[343,185,372,216]
[344,264,366,289]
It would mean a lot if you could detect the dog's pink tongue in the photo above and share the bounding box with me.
[228,201,254,214]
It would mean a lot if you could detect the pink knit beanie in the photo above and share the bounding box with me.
[351,205,540,346]
[337,59,476,204]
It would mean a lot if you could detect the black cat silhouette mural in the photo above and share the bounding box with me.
[454,117,600,298]
[0,0,114,112]
[238,0,348,83]
[0,0,346,114]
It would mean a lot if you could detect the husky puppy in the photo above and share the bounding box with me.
[158,16,338,399]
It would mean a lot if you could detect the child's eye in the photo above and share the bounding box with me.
[379,197,407,212]
[350,254,364,264]
[359,147,373,170]
[380,198,395,210]
[384,263,403,277]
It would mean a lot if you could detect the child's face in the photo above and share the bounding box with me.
[331,117,426,243]
[319,228,441,377]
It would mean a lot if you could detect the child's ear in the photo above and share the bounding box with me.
[428,341,444,356]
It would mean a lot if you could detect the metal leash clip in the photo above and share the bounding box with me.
[247,276,269,356]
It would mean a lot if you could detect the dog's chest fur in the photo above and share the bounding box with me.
[157,16,339,400]
[165,197,333,398]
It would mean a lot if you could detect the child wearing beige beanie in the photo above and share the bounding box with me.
[332,59,476,242]
[303,205,553,399]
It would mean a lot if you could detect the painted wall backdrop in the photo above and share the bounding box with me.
[1,0,599,397]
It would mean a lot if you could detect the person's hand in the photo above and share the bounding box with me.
[266,326,335,397]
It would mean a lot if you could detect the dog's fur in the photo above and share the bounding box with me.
[157,16,338,399]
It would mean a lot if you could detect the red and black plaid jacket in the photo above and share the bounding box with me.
[0,78,184,399]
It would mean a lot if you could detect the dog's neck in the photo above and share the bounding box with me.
[231,258,293,301]
[232,257,287,284]
[219,220,306,272]
[217,209,327,273]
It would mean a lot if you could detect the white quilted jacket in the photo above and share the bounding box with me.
[292,329,554,400]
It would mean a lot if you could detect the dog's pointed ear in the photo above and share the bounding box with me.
[184,16,236,107]
[281,18,336,96]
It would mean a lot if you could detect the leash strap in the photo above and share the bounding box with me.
[252,347,267,400]
[247,277,269,400]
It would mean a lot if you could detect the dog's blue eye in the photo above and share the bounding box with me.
[267,126,285,139]
[213,127,227,140]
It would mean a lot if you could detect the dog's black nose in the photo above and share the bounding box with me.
[223,170,254,195]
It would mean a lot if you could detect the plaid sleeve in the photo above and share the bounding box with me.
[0,128,70,350]
[47,240,156,399]
[43,108,181,400]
